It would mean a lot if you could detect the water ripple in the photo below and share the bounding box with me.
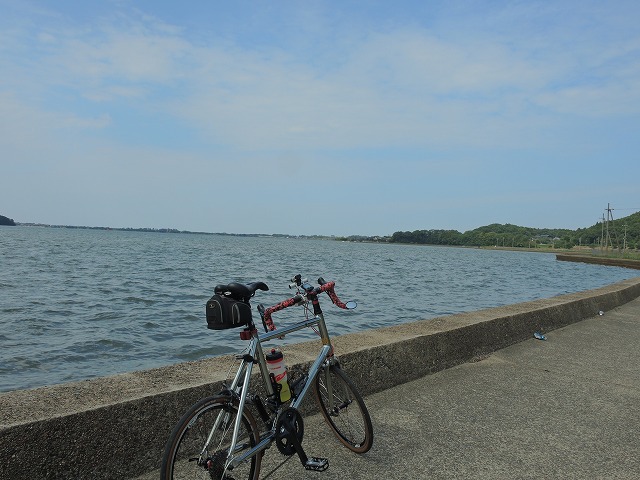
[1,227,638,392]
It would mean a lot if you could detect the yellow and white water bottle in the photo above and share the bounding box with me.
[266,348,291,402]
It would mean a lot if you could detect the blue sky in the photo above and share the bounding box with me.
[1,0,639,236]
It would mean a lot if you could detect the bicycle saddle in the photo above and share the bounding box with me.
[214,281,269,302]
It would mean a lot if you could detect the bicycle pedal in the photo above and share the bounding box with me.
[304,457,329,472]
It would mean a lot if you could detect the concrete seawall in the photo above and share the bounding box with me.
[2,277,640,479]
[556,253,640,270]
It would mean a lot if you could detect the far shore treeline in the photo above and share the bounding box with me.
[3,211,639,250]
[342,211,640,250]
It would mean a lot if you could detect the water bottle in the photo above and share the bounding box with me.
[266,349,291,402]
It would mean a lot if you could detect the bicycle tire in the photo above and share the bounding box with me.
[160,395,261,480]
[313,364,374,453]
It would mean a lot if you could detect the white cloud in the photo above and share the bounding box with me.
[4,3,638,156]
[0,93,110,154]
[535,82,640,117]
[2,1,639,234]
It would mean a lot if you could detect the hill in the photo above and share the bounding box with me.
[0,215,16,226]
[388,224,574,248]
[574,211,640,249]
[339,212,640,250]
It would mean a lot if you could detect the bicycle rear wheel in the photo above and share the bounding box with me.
[160,395,261,480]
[313,364,374,453]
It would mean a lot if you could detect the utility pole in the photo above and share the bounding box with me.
[605,204,611,251]
[607,203,621,251]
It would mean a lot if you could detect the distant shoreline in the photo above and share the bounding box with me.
[14,223,640,258]
[14,223,337,240]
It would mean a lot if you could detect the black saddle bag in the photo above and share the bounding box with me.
[206,294,252,330]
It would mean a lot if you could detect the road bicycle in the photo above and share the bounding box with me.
[160,275,374,479]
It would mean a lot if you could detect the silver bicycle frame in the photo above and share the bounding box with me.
[220,311,337,471]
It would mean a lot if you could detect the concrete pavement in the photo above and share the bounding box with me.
[257,295,640,479]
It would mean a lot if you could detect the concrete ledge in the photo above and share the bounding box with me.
[2,277,640,479]
[557,253,640,270]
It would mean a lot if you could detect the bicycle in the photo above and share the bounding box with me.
[160,275,374,479]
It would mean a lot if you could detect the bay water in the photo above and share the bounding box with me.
[1,226,638,392]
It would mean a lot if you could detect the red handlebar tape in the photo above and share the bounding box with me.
[263,281,347,331]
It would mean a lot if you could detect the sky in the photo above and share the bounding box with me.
[1,0,639,236]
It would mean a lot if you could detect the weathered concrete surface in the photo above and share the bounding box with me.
[1,277,640,479]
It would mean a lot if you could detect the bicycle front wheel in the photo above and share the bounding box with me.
[314,364,374,453]
[160,395,261,480]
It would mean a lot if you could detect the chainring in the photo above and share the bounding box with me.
[275,407,304,456]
